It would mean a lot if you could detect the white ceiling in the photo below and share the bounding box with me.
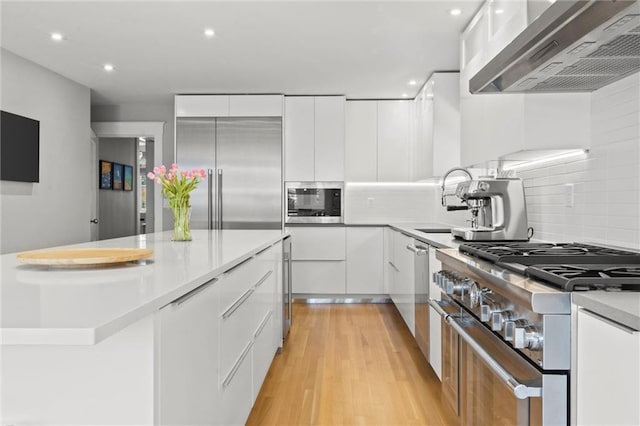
[1,1,482,105]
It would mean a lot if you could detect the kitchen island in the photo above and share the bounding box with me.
[1,230,287,425]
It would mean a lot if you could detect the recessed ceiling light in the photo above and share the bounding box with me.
[402,93,409,98]
[51,32,64,42]
[103,64,114,72]
[408,80,417,86]
[204,28,215,38]
[495,9,504,14]
[450,9,462,16]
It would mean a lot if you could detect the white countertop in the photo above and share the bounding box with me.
[1,230,287,345]
[389,223,461,249]
[572,292,640,331]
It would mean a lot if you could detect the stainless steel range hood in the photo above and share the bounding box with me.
[470,0,640,94]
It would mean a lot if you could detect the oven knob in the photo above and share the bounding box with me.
[445,278,472,296]
[504,319,528,341]
[480,302,500,322]
[491,310,514,331]
[514,325,543,351]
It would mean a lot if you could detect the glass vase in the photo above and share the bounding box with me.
[171,206,192,241]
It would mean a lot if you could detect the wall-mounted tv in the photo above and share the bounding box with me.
[1,110,40,183]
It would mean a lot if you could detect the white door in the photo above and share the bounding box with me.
[89,131,99,241]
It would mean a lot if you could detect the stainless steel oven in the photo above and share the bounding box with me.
[285,182,343,224]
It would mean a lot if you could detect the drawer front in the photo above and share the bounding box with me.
[252,310,276,403]
[287,227,346,260]
[292,261,346,294]
[218,255,267,316]
[219,288,257,379]
[220,342,253,426]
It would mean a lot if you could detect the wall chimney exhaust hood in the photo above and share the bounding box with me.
[470,0,640,94]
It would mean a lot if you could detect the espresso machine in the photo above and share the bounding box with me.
[443,175,530,241]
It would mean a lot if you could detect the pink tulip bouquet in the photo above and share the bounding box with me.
[147,164,206,240]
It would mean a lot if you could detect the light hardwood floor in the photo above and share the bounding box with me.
[247,303,458,425]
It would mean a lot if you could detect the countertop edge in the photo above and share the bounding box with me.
[572,292,640,331]
[2,233,288,346]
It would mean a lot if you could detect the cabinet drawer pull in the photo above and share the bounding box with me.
[170,278,218,307]
[222,287,255,319]
[254,270,273,289]
[222,341,253,388]
[223,256,254,275]
[580,308,639,334]
[255,246,271,257]
[255,310,274,339]
[388,261,399,272]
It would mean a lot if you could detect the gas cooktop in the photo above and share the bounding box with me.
[458,242,640,291]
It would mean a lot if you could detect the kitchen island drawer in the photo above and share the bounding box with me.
[218,254,268,316]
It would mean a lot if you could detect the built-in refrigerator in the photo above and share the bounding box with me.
[176,117,282,229]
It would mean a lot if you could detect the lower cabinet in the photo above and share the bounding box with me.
[387,229,415,336]
[292,260,346,294]
[160,242,283,426]
[158,279,220,425]
[575,307,640,425]
[346,227,384,294]
[428,247,442,380]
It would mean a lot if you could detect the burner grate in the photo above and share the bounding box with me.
[526,264,640,291]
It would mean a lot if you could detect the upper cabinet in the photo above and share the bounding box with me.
[345,100,411,182]
[459,0,591,167]
[175,95,283,117]
[284,96,345,182]
[414,73,461,178]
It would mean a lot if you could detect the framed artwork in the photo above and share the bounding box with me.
[123,165,133,191]
[112,163,123,190]
[99,160,113,189]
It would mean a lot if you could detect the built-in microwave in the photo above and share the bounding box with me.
[285,182,344,224]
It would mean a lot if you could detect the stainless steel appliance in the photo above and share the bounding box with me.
[431,241,640,425]
[471,0,640,94]
[285,182,343,224]
[408,241,430,362]
[448,178,530,241]
[282,235,292,342]
[176,117,282,230]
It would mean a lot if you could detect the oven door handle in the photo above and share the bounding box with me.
[429,299,542,400]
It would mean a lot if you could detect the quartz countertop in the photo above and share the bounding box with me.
[388,223,461,249]
[1,230,287,345]
[572,292,640,331]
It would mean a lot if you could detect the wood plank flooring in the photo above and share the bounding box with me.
[247,303,458,425]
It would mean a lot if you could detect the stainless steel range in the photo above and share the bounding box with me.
[431,242,640,425]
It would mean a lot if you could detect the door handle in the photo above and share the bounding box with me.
[217,169,223,229]
[406,244,428,256]
[89,218,99,224]
[207,169,213,230]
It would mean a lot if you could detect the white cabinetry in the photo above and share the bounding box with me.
[575,308,640,426]
[288,226,346,295]
[414,73,461,178]
[388,229,415,335]
[459,0,591,167]
[345,100,412,182]
[175,95,283,117]
[158,280,220,425]
[346,227,384,294]
[284,96,345,182]
[428,247,442,380]
[345,101,377,181]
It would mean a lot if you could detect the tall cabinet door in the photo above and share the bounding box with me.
[284,97,315,181]
[345,101,378,181]
[377,101,410,182]
[314,96,345,181]
[175,118,216,230]
[158,280,219,425]
[216,117,282,230]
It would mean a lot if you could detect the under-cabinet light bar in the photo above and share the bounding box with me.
[502,149,588,171]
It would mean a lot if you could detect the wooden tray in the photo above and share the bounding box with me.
[16,248,153,266]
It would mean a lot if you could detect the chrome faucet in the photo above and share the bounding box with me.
[441,167,473,207]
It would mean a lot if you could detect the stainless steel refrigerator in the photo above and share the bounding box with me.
[176,117,282,230]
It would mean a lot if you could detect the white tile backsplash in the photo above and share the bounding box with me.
[518,73,640,249]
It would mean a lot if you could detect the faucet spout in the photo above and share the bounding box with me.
[441,167,473,207]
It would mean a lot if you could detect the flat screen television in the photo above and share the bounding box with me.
[1,110,40,182]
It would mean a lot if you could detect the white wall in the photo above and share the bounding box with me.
[0,49,91,254]
[518,73,640,249]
